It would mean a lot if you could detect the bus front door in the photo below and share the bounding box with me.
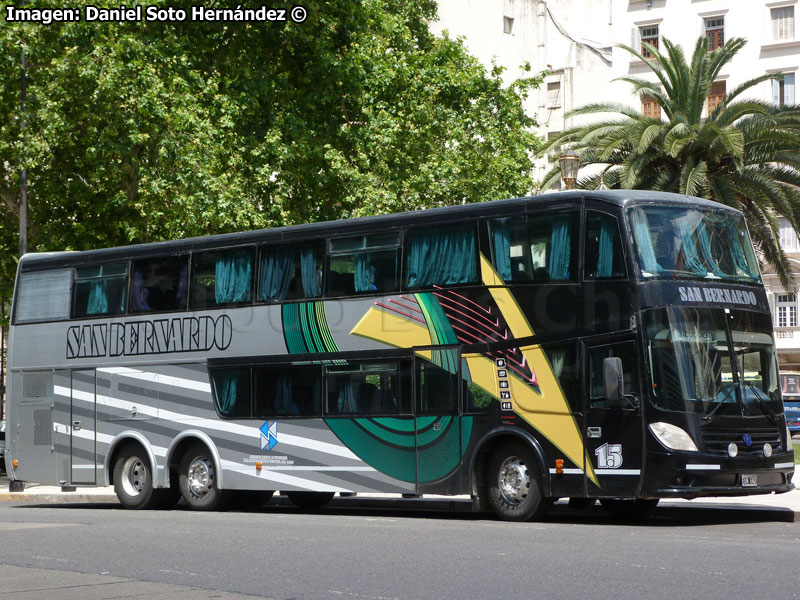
[414,348,463,495]
[70,369,97,485]
[582,339,643,499]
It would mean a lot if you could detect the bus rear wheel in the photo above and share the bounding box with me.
[113,445,161,510]
[178,443,229,511]
[487,442,552,521]
[285,491,335,509]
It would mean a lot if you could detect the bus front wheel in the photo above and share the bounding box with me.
[113,445,161,510]
[178,443,229,511]
[487,442,552,521]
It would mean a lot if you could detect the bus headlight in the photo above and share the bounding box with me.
[649,422,699,452]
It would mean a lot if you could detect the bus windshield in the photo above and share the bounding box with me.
[627,205,761,284]
[645,307,781,414]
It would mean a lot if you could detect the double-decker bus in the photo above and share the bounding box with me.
[780,372,800,434]
[5,190,795,520]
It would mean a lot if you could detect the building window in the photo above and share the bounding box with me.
[641,93,661,118]
[503,16,514,35]
[547,81,561,108]
[705,17,725,50]
[772,6,795,41]
[640,25,659,58]
[778,293,797,327]
[779,218,799,252]
[707,81,726,114]
[773,73,796,105]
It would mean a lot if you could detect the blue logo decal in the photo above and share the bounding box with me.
[260,421,278,451]
[743,434,752,447]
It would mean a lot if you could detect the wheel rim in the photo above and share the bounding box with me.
[187,457,214,498]
[497,456,530,505]
[121,456,147,498]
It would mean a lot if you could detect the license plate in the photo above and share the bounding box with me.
[741,474,757,487]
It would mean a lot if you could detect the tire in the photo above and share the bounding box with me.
[285,491,335,509]
[113,445,161,510]
[487,441,552,522]
[178,443,229,511]
[600,498,659,519]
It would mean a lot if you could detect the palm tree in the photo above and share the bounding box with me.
[538,36,800,289]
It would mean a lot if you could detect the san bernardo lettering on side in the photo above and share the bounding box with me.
[678,286,758,307]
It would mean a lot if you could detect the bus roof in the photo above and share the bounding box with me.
[18,190,740,271]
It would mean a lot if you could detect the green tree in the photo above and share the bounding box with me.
[539,36,800,289]
[0,0,542,318]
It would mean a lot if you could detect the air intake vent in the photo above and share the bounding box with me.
[33,409,52,446]
[700,427,781,456]
[23,373,53,399]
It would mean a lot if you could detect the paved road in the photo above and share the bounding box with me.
[0,500,797,600]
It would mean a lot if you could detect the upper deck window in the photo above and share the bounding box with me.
[584,212,626,280]
[627,205,760,284]
[191,248,254,309]
[15,268,72,323]
[72,262,128,318]
[328,233,400,297]
[258,243,322,302]
[130,255,189,313]
[489,212,578,282]
[405,224,478,288]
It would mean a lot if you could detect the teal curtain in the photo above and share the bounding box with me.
[490,220,513,281]
[675,219,707,276]
[337,378,356,412]
[629,208,661,275]
[87,280,109,315]
[275,374,292,415]
[405,225,477,288]
[258,248,292,301]
[548,216,571,280]
[596,217,614,278]
[216,252,253,304]
[696,221,725,277]
[215,372,239,415]
[727,222,757,279]
[354,253,376,292]
[300,248,321,297]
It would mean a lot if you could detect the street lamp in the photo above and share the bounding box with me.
[558,147,580,190]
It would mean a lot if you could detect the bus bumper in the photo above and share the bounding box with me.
[644,451,795,499]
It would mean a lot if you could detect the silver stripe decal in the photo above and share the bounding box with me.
[57,386,362,461]
[774,462,794,469]
[595,469,641,476]
[548,468,583,475]
[96,367,211,393]
[686,464,721,471]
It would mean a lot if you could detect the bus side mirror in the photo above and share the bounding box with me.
[603,357,624,402]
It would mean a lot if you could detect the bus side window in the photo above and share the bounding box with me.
[130,255,189,313]
[258,243,323,302]
[584,212,626,280]
[14,269,72,324]
[254,365,322,418]
[210,368,252,418]
[416,360,458,414]
[72,262,128,318]
[588,342,636,409]
[191,248,254,309]
[328,234,400,297]
[404,224,478,289]
[488,212,578,282]
[543,344,579,412]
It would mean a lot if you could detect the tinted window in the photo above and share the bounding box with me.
[73,263,128,318]
[416,358,459,414]
[584,212,626,280]
[211,369,252,418]
[589,341,637,409]
[191,248,254,309]
[130,255,188,313]
[325,361,410,416]
[254,364,322,418]
[258,243,323,302]
[489,212,578,282]
[328,234,400,297]
[405,224,478,288]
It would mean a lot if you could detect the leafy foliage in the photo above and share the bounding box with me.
[539,36,800,289]
[0,0,543,318]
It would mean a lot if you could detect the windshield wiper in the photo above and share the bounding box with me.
[702,400,726,421]
[744,382,779,425]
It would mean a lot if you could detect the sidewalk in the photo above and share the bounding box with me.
[0,479,797,519]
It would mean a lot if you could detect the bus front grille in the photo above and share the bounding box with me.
[700,427,782,456]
